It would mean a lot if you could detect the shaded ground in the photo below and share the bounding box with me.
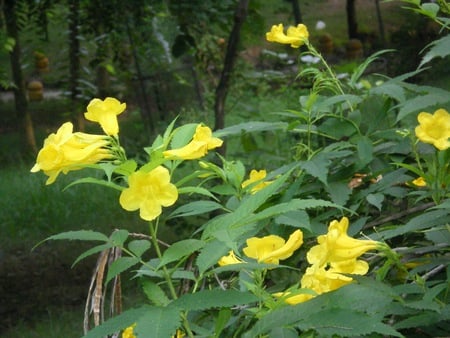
[0,242,93,333]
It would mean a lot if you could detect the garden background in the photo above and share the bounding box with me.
[1,0,449,337]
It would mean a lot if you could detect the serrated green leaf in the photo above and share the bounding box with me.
[168,201,224,219]
[82,306,149,338]
[244,280,397,337]
[63,177,124,192]
[158,239,205,269]
[296,308,402,337]
[396,89,450,121]
[128,239,151,257]
[135,306,181,338]
[72,243,112,267]
[214,121,287,138]
[172,289,258,311]
[106,256,140,285]
[44,230,109,243]
[141,280,170,306]
[374,209,450,240]
[420,34,450,67]
[299,154,329,185]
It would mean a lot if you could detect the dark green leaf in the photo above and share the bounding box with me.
[141,280,170,306]
[172,289,258,311]
[158,239,205,268]
[105,256,140,285]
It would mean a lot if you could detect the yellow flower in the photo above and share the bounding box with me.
[241,169,273,194]
[163,125,223,160]
[415,108,450,150]
[306,217,379,266]
[122,323,136,338]
[266,23,309,48]
[119,166,178,221]
[84,97,126,136]
[243,229,303,264]
[218,250,244,266]
[412,176,427,187]
[31,122,111,184]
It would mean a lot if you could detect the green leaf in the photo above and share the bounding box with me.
[244,279,398,337]
[356,136,373,167]
[110,229,129,247]
[168,201,224,219]
[177,186,219,200]
[396,88,450,121]
[63,177,124,192]
[82,306,149,338]
[196,239,229,275]
[325,181,351,206]
[214,121,287,138]
[158,239,206,269]
[214,308,232,337]
[201,169,294,241]
[419,2,440,18]
[366,193,384,211]
[113,160,138,177]
[141,280,170,306]
[72,243,113,267]
[374,209,450,240]
[135,305,181,338]
[295,308,402,337]
[170,123,197,148]
[105,256,140,285]
[299,154,329,185]
[419,34,450,68]
[128,239,151,257]
[44,230,109,243]
[172,289,258,311]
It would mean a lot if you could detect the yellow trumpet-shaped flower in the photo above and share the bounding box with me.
[243,229,303,264]
[84,97,126,136]
[163,125,223,160]
[122,324,136,338]
[241,169,273,194]
[218,250,244,266]
[306,217,379,266]
[266,23,309,48]
[412,176,427,187]
[415,108,450,150]
[31,122,112,184]
[119,166,178,221]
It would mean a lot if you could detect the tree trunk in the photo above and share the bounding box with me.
[4,0,37,154]
[68,0,84,130]
[346,0,358,39]
[291,0,302,24]
[374,0,386,47]
[214,0,249,150]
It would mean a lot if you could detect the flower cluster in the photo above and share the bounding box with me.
[31,97,223,221]
[266,23,309,48]
[280,217,380,304]
[415,108,450,150]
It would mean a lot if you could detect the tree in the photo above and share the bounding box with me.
[3,0,37,154]
[214,0,250,136]
[346,0,358,39]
